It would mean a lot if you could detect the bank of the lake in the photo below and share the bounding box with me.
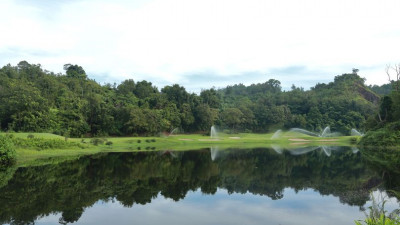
[1,132,357,167]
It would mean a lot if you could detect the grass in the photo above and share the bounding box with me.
[1,131,356,167]
[1,132,65,139]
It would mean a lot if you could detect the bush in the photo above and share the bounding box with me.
[151,139,156,142]
[90,138,104,146]
[12,137,83,150]
[105,141,113,146]
[350,137,360,144]
[0,136,16,166]
[27,134,35,139]
[137,140,141,143]
[359,128,400,147]
[354,193,400,225]
[355,215,400,225]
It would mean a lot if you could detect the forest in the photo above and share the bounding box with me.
[0,61,388,138]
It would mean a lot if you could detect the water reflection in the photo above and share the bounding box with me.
[270,144,351,156]
[0,147,399,225]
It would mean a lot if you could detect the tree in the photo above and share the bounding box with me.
[221,108,244,131]
[194,104,217,131]
[117,79,136,95]
[64,64,87,79]
[385,63,400,92]
[0,135,16,166]
[161,84,189,108]
[134,80,158,99]
[200,88,221,108]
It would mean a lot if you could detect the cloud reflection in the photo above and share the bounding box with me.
[35,188,369,225]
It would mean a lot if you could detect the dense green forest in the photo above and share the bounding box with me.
[1,148,398,224]
[0,61,383,137]
[360,85,400,146]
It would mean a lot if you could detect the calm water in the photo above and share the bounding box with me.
[0,147,399,225]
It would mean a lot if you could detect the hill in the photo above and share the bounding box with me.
[0,61,380,137]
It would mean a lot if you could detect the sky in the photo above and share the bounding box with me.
[1,0,400,92]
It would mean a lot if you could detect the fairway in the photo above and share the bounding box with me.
[4,132,358,167]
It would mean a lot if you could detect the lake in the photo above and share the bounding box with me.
[1,146,399,225]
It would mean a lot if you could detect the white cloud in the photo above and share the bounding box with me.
[1,0,400,91]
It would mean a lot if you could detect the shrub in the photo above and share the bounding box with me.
[137,140,141,143]
[12,137,82,150]
[90,138,104,146]
[105,141,113,146]
[27,134,35,139]
[151,139,156,142]
[354,192,400,225]
[359,128,400,147]
[0,136,16,166]
[350,137,360,144]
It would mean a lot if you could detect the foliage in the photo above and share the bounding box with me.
[355,193,400,225]
[360,128,400,147]
[355,215,400,225]
[90,138,104,146]
[0,135,16,166]
[360,88,400,146]
[368,83,392,96]
[11,137,83,150]
[0,62,381,136]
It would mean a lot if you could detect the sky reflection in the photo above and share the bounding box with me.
[32,188,389,225]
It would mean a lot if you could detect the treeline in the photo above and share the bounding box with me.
[0,61,381,137]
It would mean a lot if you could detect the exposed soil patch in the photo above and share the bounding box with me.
[229,137,241,139]
[179,139,193,141]
[198,139,221,141]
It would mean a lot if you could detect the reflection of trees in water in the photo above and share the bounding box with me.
[361,148,400,200]
[0,148,397,224]
[217,148,373,205]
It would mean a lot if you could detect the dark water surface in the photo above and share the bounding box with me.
[1,147,399,225]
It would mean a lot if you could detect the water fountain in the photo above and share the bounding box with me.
[290,126,341,137]
[320,126,331,137]
[289,128,319,137]
[210,125,218,139]
[169,127,180,136]
[350,129,364,136]
[271,129,282,139]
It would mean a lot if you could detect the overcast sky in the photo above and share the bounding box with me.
[1,0,400,92]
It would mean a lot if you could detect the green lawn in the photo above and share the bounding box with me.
[2,132,357,167]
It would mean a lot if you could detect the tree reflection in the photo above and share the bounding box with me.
[0,147,398,224]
